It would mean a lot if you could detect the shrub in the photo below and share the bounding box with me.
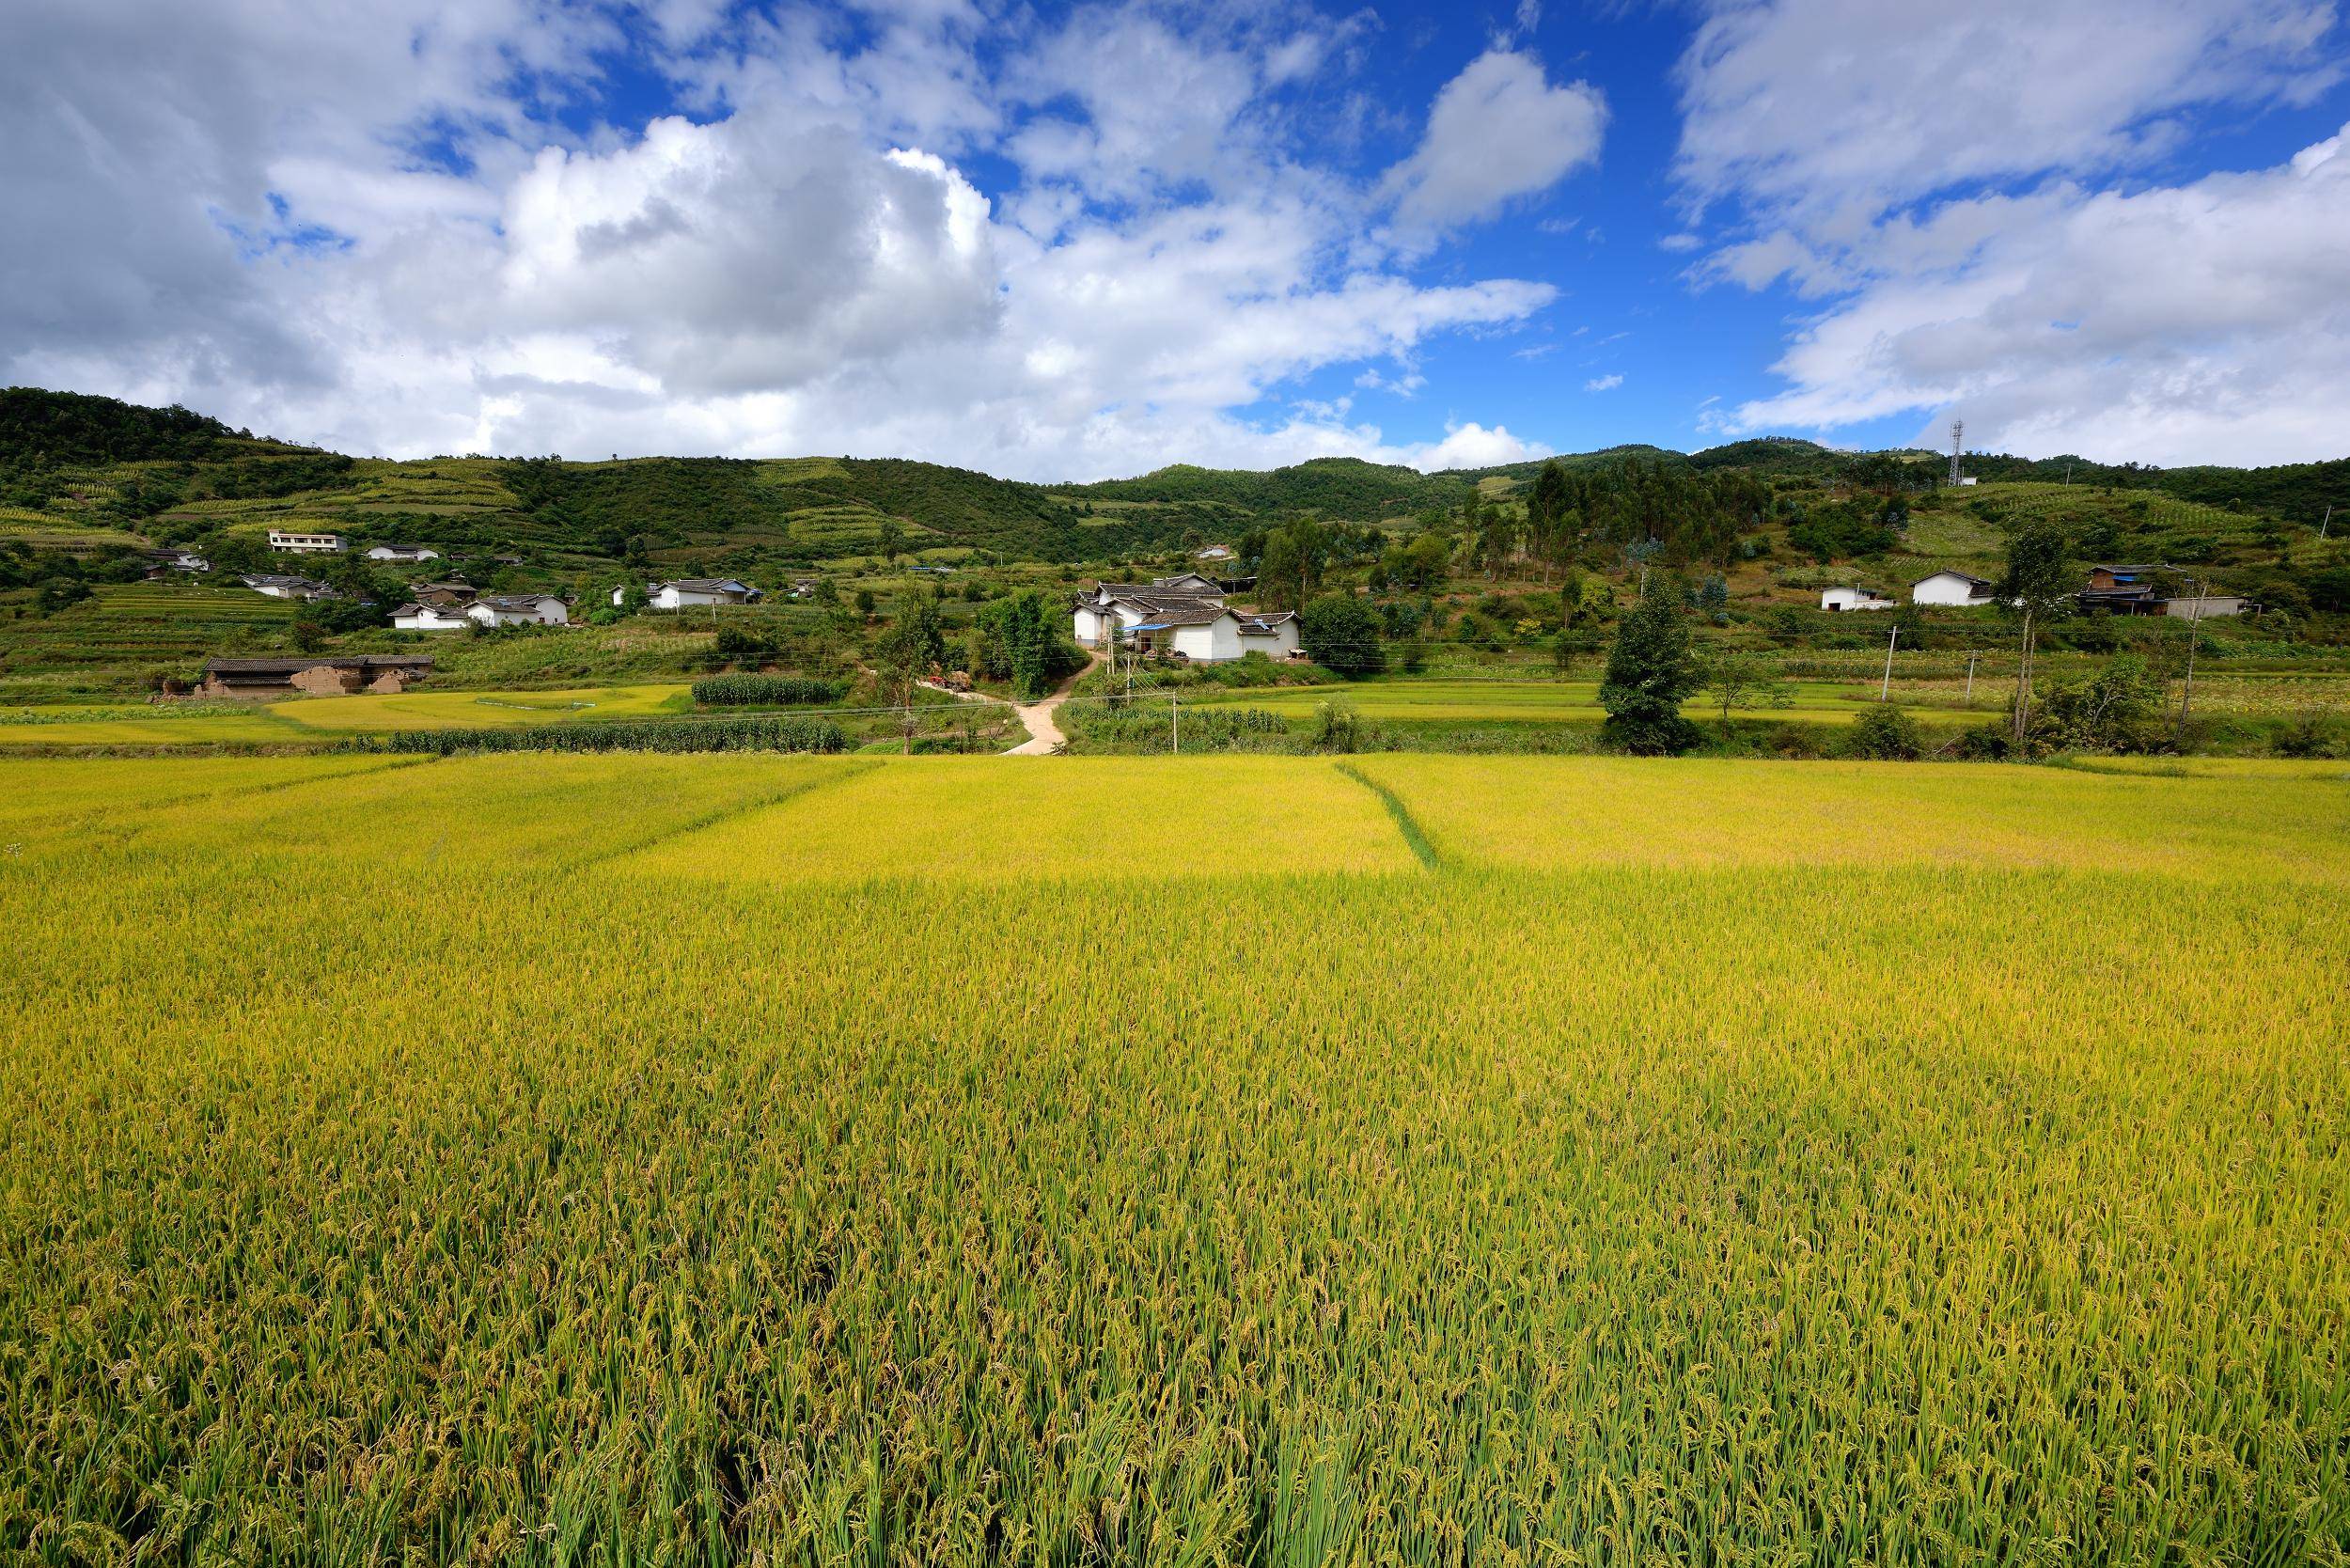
[363,716,847,755]
[2271,715,2344,759]
[1845,705,1924,760]
[691,674,845,707]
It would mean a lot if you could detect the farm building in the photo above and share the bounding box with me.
[1913,571,1996,608]
[468,593,569,628]
[239,572,337,601]
[141,548,209,576]
[392,602,472,632]
[1195,544,1235,561]
[2164,593,2250,619]
[197,655,432,699]
[2079,564,2170,616]
[366,543,441,563]
[1821,588,1893,612]
[618,578,761,609]
[268,528,344,554]
[1073,578,1301,663]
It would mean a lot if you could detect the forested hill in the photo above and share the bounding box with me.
[2,387,2342,577]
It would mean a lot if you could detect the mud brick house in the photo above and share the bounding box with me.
[197,655,433,699]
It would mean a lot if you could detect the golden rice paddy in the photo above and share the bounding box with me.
[1,753,2343,1563]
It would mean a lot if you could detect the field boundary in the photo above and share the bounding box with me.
[1334,762,1443,870]
[570,760,880,870]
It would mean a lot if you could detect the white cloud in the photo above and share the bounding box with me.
[1,0,1571,481]
[1384,49,1606,235]
[1585,373,1623,392]
[1400,419,1550,470]
[1676,0,2342,220]
[1714,122,2350,465]
[1676,0,2350,463]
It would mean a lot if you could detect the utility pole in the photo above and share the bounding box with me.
[1169,693,1180,755]
[1965,651,1977,702]
[1880,623,1899,701]
[2176,579,2204,739]
[2323,505,2335,541]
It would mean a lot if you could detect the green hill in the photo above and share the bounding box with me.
[3,387,2343,582]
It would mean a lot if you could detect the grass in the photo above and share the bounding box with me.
[1184,677,1984,727]
[2,755,2346,1561]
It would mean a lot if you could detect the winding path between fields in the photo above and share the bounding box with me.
[1003,655,1098,755]
[913,652,1099,756]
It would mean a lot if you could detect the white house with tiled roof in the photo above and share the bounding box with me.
[618,578,761,609]
[1073,577,1300,663]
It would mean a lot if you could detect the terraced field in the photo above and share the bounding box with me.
[3,753,2345,1561]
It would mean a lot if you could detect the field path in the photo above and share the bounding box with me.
[1004,655,1098,756]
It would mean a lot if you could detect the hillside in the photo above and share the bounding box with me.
[3,387,2343,587]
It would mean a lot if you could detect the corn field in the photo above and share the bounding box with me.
[1,753,2345,1564]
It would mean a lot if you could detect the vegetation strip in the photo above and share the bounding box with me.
[1333,761,1443,870]
[570,760,878,869]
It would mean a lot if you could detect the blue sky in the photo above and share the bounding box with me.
[7,0,2349,477]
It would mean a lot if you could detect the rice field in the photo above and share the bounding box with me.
[1,753,2345,1563]
[0,683,693,748]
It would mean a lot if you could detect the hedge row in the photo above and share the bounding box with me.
[691,674,845,707]
[359,716,849,756]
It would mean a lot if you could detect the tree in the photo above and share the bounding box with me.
[973,588,1082,699]
[1700,648,1794,734]
[1259,518,1330,610]
[1998,520,2074,743]
[1298,593,1385,677]
[1599,578,1702,755]
[1528,460,1571,582]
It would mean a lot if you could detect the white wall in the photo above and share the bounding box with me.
[1167,618,1245,662]
[1821,588,1891,612]
[1238,620,1300,657]
[653,586,744,609]
[469,599,568,627]
[394,608,468,631]
[1913,573,1991,607]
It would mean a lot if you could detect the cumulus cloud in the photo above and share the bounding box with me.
[1676,0,2342,220]
[0,0,1570,480]
[1384,49,1606,235]
[1399,420,1550,470]
[1714,123,2350,465]
[1584,374,1623,392]
[1675,0,2350,463]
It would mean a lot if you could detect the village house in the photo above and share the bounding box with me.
[467,593,569,628]
[1820,587,1893,612]
[239,572,337,601]
[1912,570,1997,608]
[2079,564,2170,615]
[267,528,344,554]
[1072,576,1302,663]
[366,543,441,563]
[141,548,209,576]
[391,600,472,632]
[2165,593,2250,619]
[1195,543,1236,561]
[197,654,432,699]
[617,578,762,609]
